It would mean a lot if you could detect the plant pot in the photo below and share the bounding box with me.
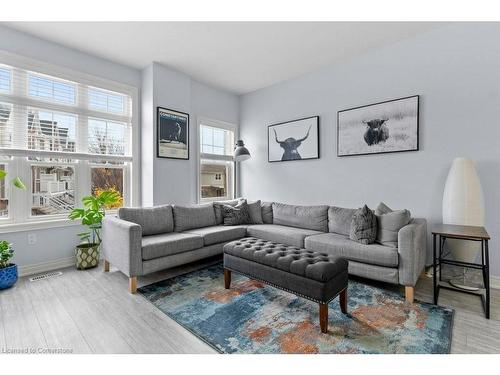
[0,263,18,290]
[75,243,100,270]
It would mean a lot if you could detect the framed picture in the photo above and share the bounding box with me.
[157,107,189,159]
[337,95,419,157]
[268,116,319,162]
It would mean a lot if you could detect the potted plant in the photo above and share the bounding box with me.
[69,189,121,270]
[0,170,26,290]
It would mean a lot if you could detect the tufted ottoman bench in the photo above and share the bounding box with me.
[223,237,348,333]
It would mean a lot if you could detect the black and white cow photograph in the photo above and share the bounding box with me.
[337,95,419,157]
[157,107,189,159]
[268,116,319,162]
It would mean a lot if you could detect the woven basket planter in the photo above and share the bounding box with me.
[75,243,100,270]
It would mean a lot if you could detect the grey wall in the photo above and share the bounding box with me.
[141,62,239,206]
[239,23,500,277]
[0,25,142,272]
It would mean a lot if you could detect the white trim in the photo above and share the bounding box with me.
[491,276,500,290]
[197,116,238,204]
[18,256,76,277]
[0,147,132,162]
[0,218,81,234]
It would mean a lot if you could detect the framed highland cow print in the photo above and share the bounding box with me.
[157,107,189,159]
[268,116,319,162]
[337,95,419,157]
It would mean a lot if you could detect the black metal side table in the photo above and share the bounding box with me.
[432,224,490,319]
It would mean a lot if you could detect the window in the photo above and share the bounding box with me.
[0,55,137,226]
[89,87,125,114]
[199,121,235,202]
[28,73,76,105]
[0,67,11,93]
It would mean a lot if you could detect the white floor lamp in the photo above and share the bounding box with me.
[442,157,485,291]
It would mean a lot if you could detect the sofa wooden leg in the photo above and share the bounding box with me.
[224,269,231,289]
[319,303,328,333]
[405,286,414,303]
[129,277,137,294]
[340,288,347,314]
[103,260,110,272]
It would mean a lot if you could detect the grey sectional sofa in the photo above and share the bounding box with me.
[101,200,426,302]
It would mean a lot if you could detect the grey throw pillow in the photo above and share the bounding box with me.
[213,199,241,224]
[222,200,251,226]
[375,202,411,248]
[349,205,377,244]
[261,201,273,224]
[247,200,264,224]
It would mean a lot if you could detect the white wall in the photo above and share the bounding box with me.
[239,23,500,277]
[141,62,239,206]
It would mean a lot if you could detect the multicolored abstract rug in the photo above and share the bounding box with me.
[138,264,453,354]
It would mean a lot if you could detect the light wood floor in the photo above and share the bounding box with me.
[1,258,499,354]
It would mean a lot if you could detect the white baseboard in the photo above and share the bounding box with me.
[491,276,500,290]
[18,256,76,277]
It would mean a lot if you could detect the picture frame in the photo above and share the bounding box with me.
[337,95,419,157]
[268,116,319,162]
[157,106,190,160]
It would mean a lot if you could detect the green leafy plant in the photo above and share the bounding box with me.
[69,190,121,246]
[0,240,14,269]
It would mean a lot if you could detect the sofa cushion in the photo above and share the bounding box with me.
[185,225,246,246]
[349,205,377,244]
[246,224,323,248]
[272,202,329,232]
[118,205,173,236]
[247,200,264,224]
[213,199,241,225]
[173,204,216,232]
[141,232,204,260]
[305,233,398,267]
[328,206,356,236]
[375,202,411,248]
[261,201,273,224]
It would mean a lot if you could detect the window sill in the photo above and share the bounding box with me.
[0,218,82,234]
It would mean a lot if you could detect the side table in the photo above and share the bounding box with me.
[432,224,490,319]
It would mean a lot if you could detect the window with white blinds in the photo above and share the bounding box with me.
[0,53,137,226]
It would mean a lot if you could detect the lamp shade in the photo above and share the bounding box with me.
[234,140,251,161]
[442,157,485,263]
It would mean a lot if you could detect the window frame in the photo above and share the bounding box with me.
[0,51,139,233]
[197,117,237,204]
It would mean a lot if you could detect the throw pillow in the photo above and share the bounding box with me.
[247,200,264,224]
[349,205,377,244]
[213,199,241,225]
[375,202,411,248]
[222,200,251,226]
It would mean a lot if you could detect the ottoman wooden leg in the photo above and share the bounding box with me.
[319,303,328,333]
[340,288,347,314]
[103,260,110,272]
[224,269,231,289]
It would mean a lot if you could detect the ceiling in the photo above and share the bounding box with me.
[4,22,447,94]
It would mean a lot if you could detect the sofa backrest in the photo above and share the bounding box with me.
[173,203,217,232]
[272,202,328,232]
[118,205,174,236]
[328,206,356,236]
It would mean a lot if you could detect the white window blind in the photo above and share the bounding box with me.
[0,53,136,225]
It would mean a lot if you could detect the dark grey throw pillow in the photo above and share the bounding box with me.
[247,200,264,224]
[222,200,251,226]
[349,205,377,244]
[375,202,411,248]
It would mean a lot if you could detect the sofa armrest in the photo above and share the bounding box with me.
[397,218,427,287]
[102,216,143,277]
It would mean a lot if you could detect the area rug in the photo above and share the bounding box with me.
[138,264,453,354]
